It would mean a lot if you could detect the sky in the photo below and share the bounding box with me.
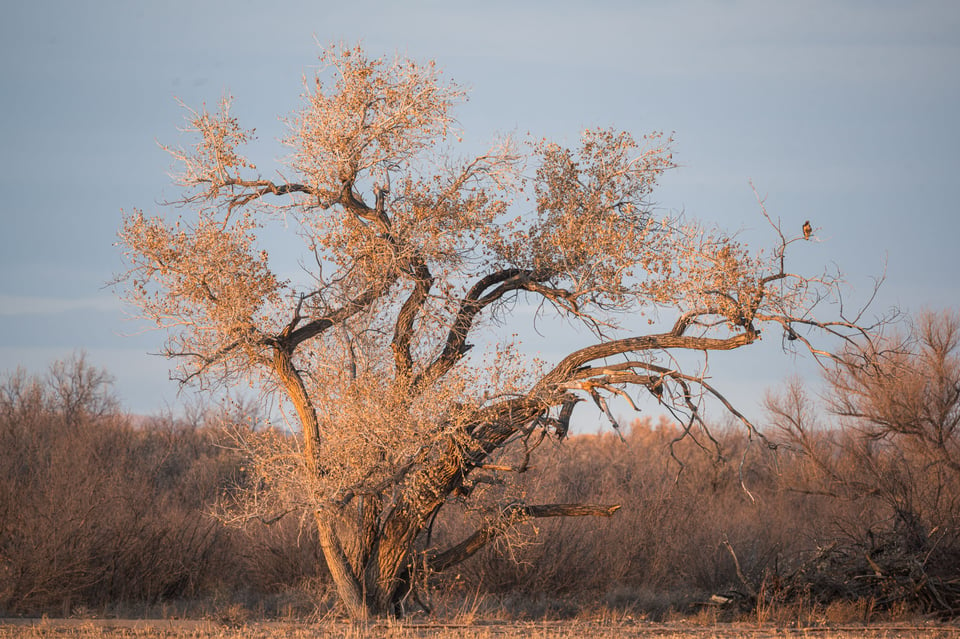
[1,1,958,427]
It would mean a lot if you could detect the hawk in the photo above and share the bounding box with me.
[802,220,812,240]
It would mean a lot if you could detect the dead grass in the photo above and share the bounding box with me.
[1,619,958,639]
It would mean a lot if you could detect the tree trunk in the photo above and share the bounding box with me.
[315,514,377,619]
[315,500,620,619]
[314,507,415,619]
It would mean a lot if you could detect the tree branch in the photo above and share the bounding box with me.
[429,503,621,572]
[392,261,434,380]
[281,275,398,349]
[541,330,758,390]
[219,179,321,212]
[413,268,530,389]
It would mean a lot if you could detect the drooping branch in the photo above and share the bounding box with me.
[540,330,758,391]
[429,503,621,572]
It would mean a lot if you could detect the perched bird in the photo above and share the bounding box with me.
[802,220,813,240]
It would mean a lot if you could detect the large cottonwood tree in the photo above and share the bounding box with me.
[117,44,875,618]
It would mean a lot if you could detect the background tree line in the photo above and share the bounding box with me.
[0,355,322,617]
[3,309,957,619]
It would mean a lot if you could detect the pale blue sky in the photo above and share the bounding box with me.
[1,1,958,424]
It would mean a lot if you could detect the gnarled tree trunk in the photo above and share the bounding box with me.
[315,498,621,618]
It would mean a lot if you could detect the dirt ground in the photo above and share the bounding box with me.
[1,618,959,638]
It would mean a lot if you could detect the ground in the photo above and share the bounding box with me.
[1,619,958,638]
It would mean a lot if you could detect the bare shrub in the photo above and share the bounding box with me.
[5,348,956,620]
[765,310,960,616]
[0,356,249,614]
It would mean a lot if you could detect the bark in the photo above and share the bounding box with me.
[271,348,322,474]
[314,502,427,618]
[315,513,373,619]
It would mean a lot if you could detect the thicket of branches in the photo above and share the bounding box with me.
[763,310,960,617]
[4,311,958,618]
[0,355,323,617]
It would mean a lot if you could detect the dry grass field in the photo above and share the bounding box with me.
[1,618,959,639]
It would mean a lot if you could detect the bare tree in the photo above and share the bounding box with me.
[116,44,878,618]
[765,310,960,614]
[827,310,960,473]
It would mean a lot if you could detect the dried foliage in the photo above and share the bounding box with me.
[115,43,882,618]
